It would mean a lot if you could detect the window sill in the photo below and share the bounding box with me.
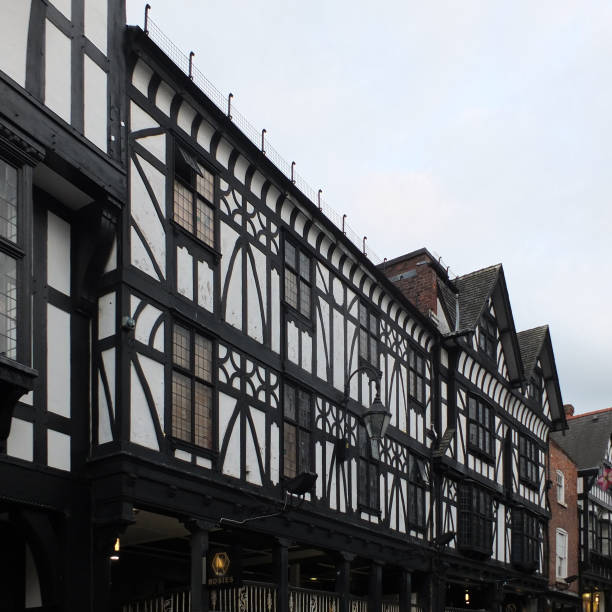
[467,446,495,464]
[358,503,381,517]
[171,220,222,263]
[557,500,567,508]
[0,356,38,441]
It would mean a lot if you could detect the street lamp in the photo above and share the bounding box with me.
[337,365,391,461]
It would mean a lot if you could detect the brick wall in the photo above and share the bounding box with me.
[383,252,439,318]
[548,439,579,594]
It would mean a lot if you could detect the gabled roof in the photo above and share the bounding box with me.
[439,264,523,383]
[551,408,612,470]
[517,325,566,431]
[517,326,549,379]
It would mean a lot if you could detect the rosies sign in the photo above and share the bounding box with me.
[207,547,241,586]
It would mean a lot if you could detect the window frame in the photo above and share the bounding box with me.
[466,394,494,461]
[282,381,313,479]
[519,434,539,488]
[172,141,218,253]
[556,469,565,505]
[555,527,568,579]
[477,313,497,361]
[283,238,313,321]
[407,456,426,530]
[170,322,215,453]
[600,519,612,557]
[358,301,379,368]
[408,348,426,407]
[511,508,540,571]
[357,426,380,514]
[457,482,494,556]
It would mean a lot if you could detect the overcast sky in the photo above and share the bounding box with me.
[126,1,612,415]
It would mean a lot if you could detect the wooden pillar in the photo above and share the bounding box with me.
[428,568,446,612]
[604,589,612,612]
[336,552,355,612]
[399,569,412,612]
[274,538,291,612]
[368,560,383,612]
[184,520,211,612]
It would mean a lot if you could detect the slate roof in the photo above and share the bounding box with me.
[516,326,549,378]
[551,408,612,470]
[439,264,501,333]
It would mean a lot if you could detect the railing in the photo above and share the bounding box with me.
[143,12,383,265]
[381,602,399,612]
[289,586,340,612]
[122,589,190,612]
[210,582,277,612]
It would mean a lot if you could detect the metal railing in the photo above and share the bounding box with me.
[122,589,190,612]
[143,9,382,265]
[210,582,277,612]
[289,586,340,612]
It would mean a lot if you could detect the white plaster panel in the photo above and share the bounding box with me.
[177,246,194,300]
[287,320,299,364]
[131,101,159,132]
[215,138,233,169]
[315,442,323,499]
[271,269,280,354]
[250,170,265,200]
[7,417,33,461]
[47,212,71,296]
[130,363,159,451]
[246,248,266,343]
[198,260,214,312]
[47,430,70,471]
[316,262,329,293]
[84,0,107,53]
[0,0,31,87]
[219,392,240,478]
[153,321,164,353]
[233,155,249,185]
[47,304,70,418]
[332,308,344,391]
[221,222,242,330]
[246,406,265,485]
[177,100,197,135]
[20,391,33,405]
[175,449,191,462]
[25,544,42,608]
[196,456,212,469]
[132,59,154,96]
[45,20,71,122]
[265,185,281,212]
[301,331,312,374]
[270,422,279,485]
[84,55,108,151]
[98,372,113,444]
[50,0,70,18]
[293,212,306,237]
[316,299,329,382]
[332,275,343,306]
[307,225,319,249]
[104,237,117,273]
[98,292,116,339]
[197,119,215,152]
[135,303,162,347]
[328,441,337,510]
[330,247,341,270]
[139,133,166,164]
[280,199,292,225]
[101,348,115,416]
[131,160,166,277]
[138,354,165,432]
[155,81,175,116]
[137,154,166,216]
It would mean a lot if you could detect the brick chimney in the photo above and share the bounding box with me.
[381,248,448,319]
[564,404,575,417]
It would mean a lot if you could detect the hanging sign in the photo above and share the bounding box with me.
[597,467,612,491]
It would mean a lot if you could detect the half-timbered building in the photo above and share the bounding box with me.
[383,252,567,610]
[552,407,612,612]
[0,2,568,611]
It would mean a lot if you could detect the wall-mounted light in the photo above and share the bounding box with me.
[464,589,470,606]
[110,538,120,561]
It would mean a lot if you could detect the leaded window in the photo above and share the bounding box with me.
[173,145,215,248]
[512,509,540,570]
[283,383,312,478]
[408,456,426,530]
[467,395,493,459]
[458,483,493,556]
[519,435,539,487]
[478,313,496,361]
[601,521,612,556]
[284,241,311,319]
[358,426,379,512]
[0,160,19,360]
[409,350,426,405]
[171,324,214,449]
[359,301,378,366]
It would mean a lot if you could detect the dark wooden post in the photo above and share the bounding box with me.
[274,538,291,612]
[335,552,355,612]
[184,520,211,612]
[368,560,383,612]
[399,568,412,612]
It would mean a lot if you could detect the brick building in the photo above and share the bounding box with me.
[546,419,580,610]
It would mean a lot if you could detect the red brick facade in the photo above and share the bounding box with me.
[548,438,579,595]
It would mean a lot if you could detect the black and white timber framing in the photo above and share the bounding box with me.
[0,2,568,611]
